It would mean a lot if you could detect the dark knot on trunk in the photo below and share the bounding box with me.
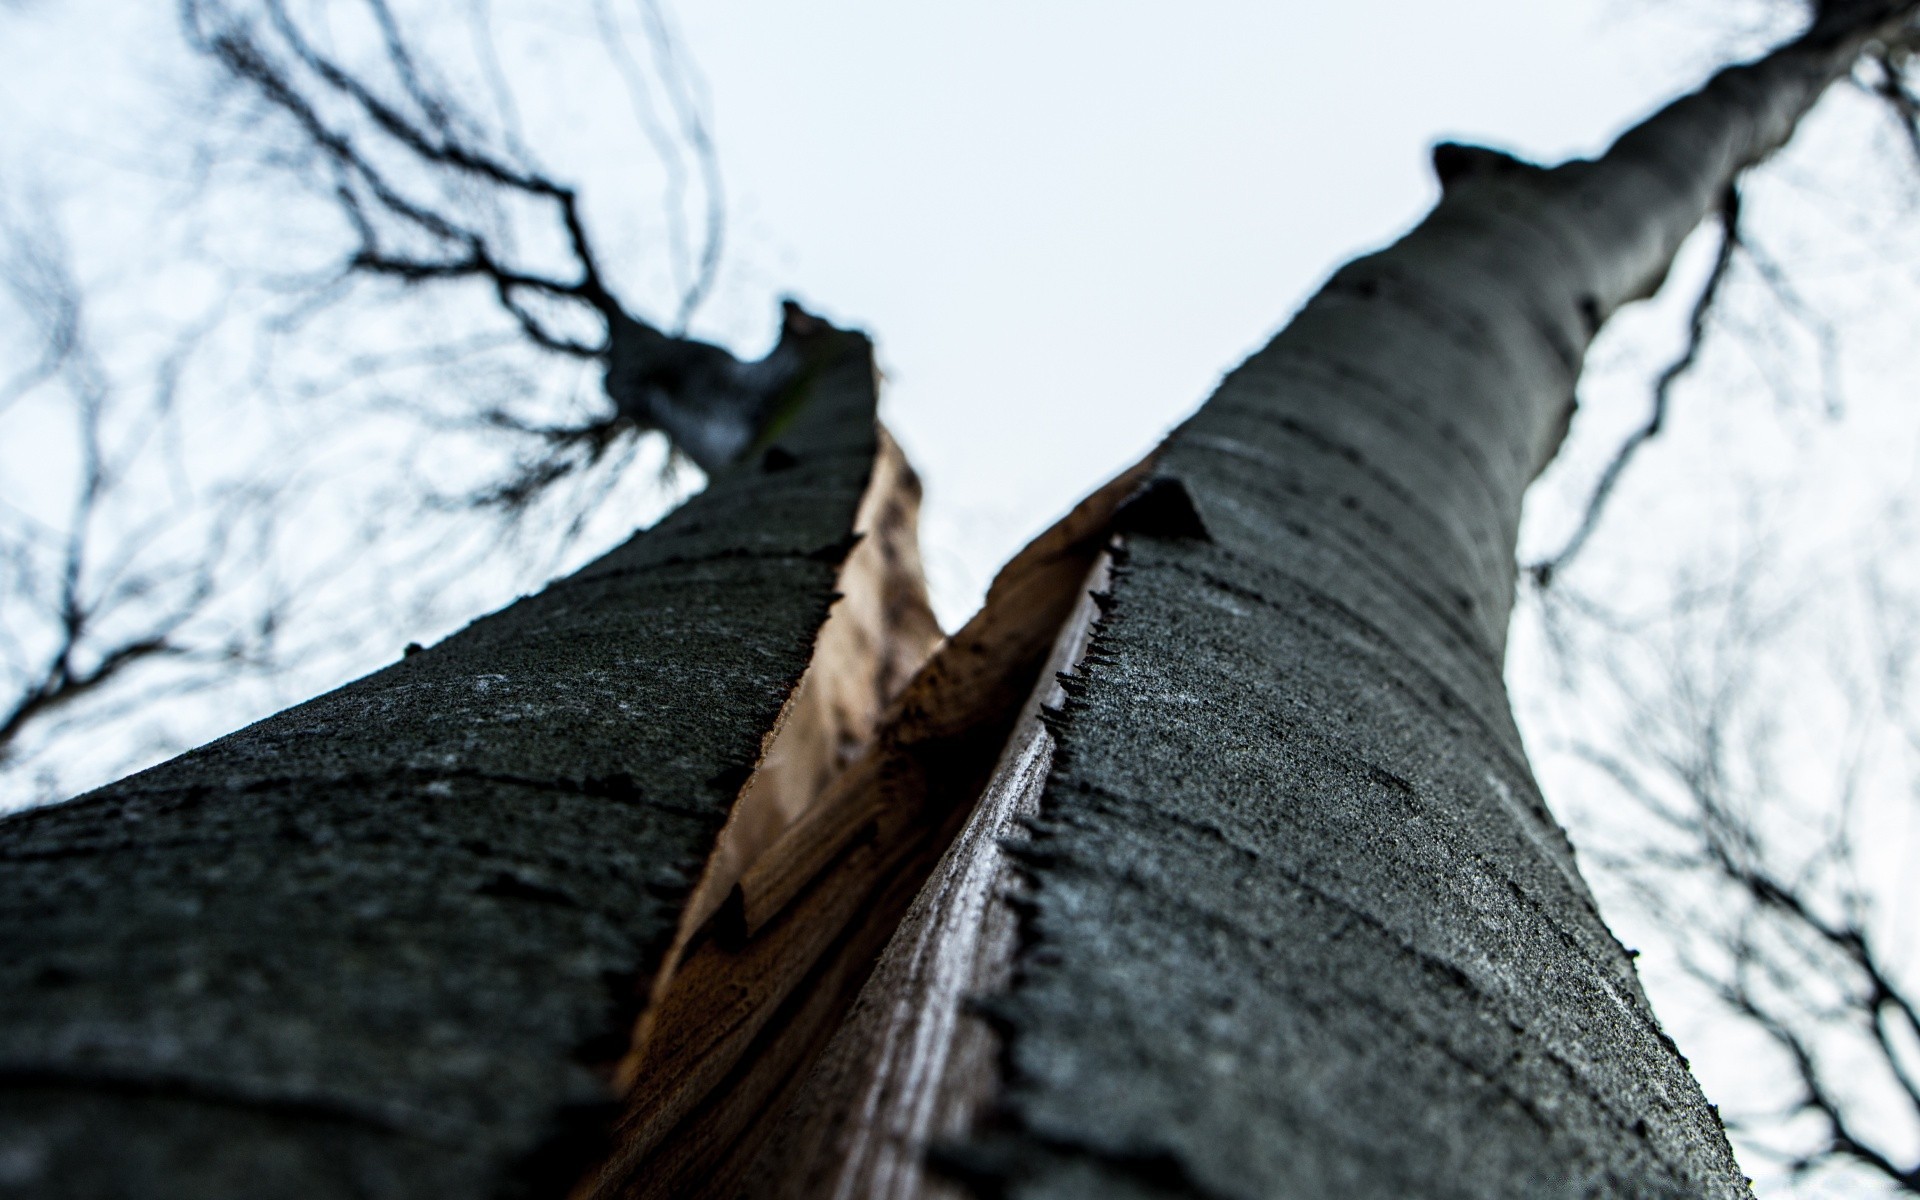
[603,302,835,474]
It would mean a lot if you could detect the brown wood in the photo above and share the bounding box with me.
[743,553,1116,1199]
[577,455,1155,1198]
[665,426,943,961]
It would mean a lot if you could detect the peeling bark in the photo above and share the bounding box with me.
[581,464,1151,1200]
[670,427,944,953]
[739,551,1116,1200]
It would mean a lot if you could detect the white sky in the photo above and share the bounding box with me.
[0,0,1803,624]
[661,0,1794,623]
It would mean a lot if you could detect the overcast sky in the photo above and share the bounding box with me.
[0,0,1808,623]
[655,0,1800,622]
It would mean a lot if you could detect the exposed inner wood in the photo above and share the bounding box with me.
[576,452,1152,1199]
[745,552,1116,1200]
[659,424,943,980]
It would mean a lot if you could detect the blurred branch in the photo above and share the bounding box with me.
[1564,558,1920,1193]
[591,0,723,329]
[0,214,287,778]
[1862,45,1920,163]
[180,0,794,479]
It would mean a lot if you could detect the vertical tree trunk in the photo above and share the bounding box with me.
[909,9,1915,1198]
[0,321,938,1200]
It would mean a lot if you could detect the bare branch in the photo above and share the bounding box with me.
[0,214,288,783]
[1555,551,1920,1192]
[177,0,795,483]
[1863,47,1920,163]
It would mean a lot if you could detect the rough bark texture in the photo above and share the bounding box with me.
[947,12,1915,1199]
[0,324,884,1200]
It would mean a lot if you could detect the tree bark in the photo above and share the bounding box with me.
[2,7,1915,1199]
[0,320,923,1200]
[916,9,1918,1199]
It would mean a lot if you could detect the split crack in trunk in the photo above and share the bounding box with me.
[574,443,1162,1199]
[11,6,1920,1196]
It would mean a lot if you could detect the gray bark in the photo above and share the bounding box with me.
[938,9,1917,1199]
[0,323,883,1199]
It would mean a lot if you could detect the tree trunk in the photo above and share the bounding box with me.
[737,7,1920,1198]
[1,6,1912,1199]
[0,320,941,1200]
[901,10,1916,1199]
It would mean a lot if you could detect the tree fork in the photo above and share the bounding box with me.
[3,5,1918,1199]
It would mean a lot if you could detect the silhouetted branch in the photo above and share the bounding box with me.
[0,215,289,785]
[1562,556,1920,1193]
[597,0,725,328]
[1864,46,1920,162]
[1738,229,1846,417]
